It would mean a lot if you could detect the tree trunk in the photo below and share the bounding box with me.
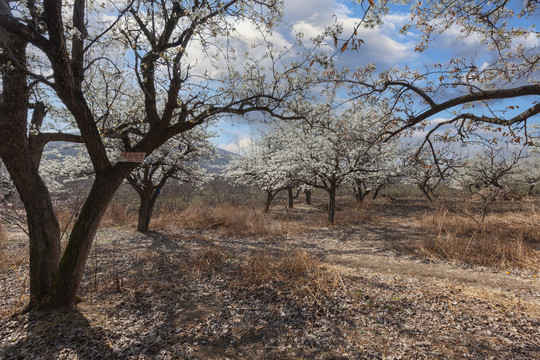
[137,189,158,233]
[354,185,362,203]
[305,190,312,205]
[355,185,370,203]
[372,186,381,200]
[287,187,294,208]
[419,184,432,202]
[0,33,61,307]
[327,186,337,225]
[264,190,275,213]
[41,172,126,308]
[528,184,535,196]
[1,151,62,307]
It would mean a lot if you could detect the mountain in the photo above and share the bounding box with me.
[44,141,236,174]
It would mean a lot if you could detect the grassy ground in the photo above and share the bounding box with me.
[1,196,539,359]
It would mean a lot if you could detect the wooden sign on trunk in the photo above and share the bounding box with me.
[118,152,146,163]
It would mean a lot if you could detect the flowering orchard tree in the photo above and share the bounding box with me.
[267,104,402,224]
[126,127,215,233]
[225,135,297,213]
[449,143,525,220]
[0,144,91,232]
[0,0,307,309]
[346,139,405,203]
[453,144,524,194]
[328,0,539,148]
[403,144,461,201]
[513,151,540,196]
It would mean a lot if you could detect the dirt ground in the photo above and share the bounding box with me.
[1,199,539,359]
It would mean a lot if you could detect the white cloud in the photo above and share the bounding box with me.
[220,136,254,153]
[290,8,417,67]
[284,0,352,24]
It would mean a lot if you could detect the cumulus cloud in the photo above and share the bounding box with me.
[290,7,418,67]
[283,0,352,24]
[220,136,255,153]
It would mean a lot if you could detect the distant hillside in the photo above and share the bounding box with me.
[206,148,237,173]
[44,141,84,158]
[44,141,235,174]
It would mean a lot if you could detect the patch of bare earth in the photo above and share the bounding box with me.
[1,199,539,359]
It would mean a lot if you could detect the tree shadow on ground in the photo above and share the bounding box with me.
[85,230,340,359]
[1,307,117,359]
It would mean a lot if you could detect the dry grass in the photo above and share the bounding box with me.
[238,250,339,307]
[55,209,78,236]
[336,201,379,225]
[189,247,229,275]
[152,203,310,237]
[416,206,540,270]
[0,224,26,271]
[153,204,265,235]
[102,201,132,227]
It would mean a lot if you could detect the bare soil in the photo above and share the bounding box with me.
[1,199,539,359]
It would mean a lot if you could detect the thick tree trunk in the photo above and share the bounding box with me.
[305,190,312,205]
[41,172,126,308]
[1,151,61,307]
[287,187,294,208]
[137,189,158,233]
[327,186,337,225]
[0,34,61,307]
[264,191,275,213]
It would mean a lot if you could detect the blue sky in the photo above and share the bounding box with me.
[213,0,539,152]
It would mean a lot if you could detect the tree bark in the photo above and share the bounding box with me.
[137,189,159,233]
[304,190,312,205]
[327,186,337,225]
[372,186,381,200]
[264,190,276,213]
[1,149,62,307]
[41,171,127,308]
[0,33,61,307]
[287,187,294,208]
[420,185,433,202]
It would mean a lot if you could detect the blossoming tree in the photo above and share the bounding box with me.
[125,127,215,232]
[0,0,307,309]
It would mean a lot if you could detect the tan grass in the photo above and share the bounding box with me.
[416,208,540,270]
[238,250,339,308]
[101,201,133,227]
[306,207,379,227]
[153,203,265,235]
[152,203,311,237]
[0,224,27,272]
[55,209,78,235]
[336,206,379,226]
[189,247,228,275]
